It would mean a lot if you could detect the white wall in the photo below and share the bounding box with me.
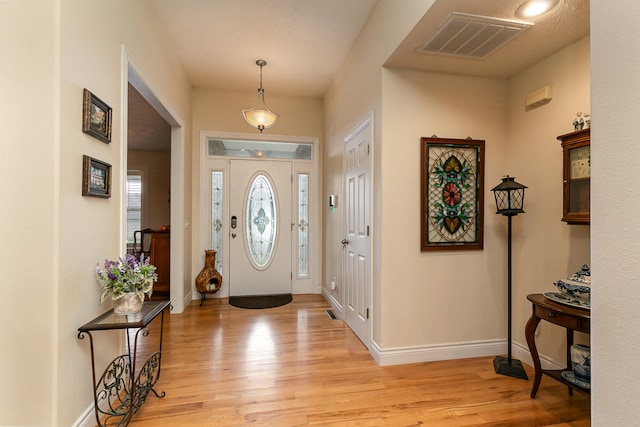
[591,1,640,423]
[0,1,192,425]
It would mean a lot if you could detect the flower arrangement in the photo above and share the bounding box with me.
[96,254,158,303]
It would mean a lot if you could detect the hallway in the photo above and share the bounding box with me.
[127,295,590,426]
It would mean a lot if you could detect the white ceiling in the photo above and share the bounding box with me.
[130,0,590,151]
[148,0,379,98]
[386,0,590,78]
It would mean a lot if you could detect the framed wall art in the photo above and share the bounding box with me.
[420,137,485,251]
[82,155,112,198]
[82,88,112,143]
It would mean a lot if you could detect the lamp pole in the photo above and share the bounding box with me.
[491,176,528,380]
[507,214,513,364]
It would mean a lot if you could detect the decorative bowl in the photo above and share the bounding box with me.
[554,265,591,303]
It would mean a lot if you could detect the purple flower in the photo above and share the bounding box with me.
[96,255,158,304]
[139,253,151,265]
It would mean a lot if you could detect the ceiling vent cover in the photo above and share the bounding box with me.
[417,12,532,59]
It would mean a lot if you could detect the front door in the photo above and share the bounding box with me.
[229,159,292,296]
[343,119,372,347]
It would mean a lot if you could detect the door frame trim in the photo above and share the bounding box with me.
[198,130,320,298]
[122,47,188,313]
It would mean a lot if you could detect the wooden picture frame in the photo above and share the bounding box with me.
[82,155,112,198]
[420,137,485,251]
[82,88,112,143]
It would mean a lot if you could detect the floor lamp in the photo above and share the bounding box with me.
[491,176,528,380]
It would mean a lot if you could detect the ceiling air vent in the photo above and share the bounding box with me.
[417,12,532,59]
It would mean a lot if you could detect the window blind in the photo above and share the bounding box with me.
[126,172,143,243]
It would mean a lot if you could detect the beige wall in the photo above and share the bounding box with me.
[0,0,192,425]
[128,150,172,229]
[61,1,192,423]
[325,0,590,366]
[379,69,509,347]
[190,88,323,283]
[3,0,621,423]
[323,0,434,339]
[0,1,56,424]
[507,36,591,364]
[591,2,640,423]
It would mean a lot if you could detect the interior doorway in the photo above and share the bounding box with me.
[126,83,172,299]
[125,57,186,312]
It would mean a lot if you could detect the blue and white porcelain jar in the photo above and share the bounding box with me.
[570,344,591,382]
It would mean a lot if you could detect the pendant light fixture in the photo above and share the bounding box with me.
[242,59,279,133]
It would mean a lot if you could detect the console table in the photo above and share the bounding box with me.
[78,300,171,426]
[525,293,590,398]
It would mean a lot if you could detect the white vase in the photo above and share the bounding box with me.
[113,293,143,315]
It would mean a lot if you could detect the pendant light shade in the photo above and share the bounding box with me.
[243,60,279,133]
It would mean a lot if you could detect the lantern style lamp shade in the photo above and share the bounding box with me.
[242,59,279,133]
[491,176,527,216]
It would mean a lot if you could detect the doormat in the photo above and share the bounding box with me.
[229,294,292,309]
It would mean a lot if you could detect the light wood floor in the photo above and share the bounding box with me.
[128,294,590,426]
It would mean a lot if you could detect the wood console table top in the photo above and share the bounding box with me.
[525,293,590,398]
[78,300,171,331]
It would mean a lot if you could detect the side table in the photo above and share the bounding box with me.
[525,293,590,398]
[78,300,171,426]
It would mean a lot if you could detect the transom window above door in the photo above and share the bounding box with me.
[207,138,313,160]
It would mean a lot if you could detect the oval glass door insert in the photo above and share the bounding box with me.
[246,173,277,269]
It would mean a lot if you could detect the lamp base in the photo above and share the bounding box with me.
[493,355,529,380]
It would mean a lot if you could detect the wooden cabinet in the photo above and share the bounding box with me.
[558,129,590,224]
[149,231,170,295]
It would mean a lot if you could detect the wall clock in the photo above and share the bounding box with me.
[558,129,590,224]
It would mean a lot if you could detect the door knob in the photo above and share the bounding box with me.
[232,233,237,238]
[341,238,349,245]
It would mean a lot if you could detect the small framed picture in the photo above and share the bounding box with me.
[82,155,111,198]
[82,88,112,143]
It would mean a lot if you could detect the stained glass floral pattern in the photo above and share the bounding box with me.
[421,138,484,251]
[298,173,309,277]
[211,171,223,273]
[246,174,277,268]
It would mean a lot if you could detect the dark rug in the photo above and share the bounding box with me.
[229,294,292,309]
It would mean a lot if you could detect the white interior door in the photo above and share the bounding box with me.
[343,119,372,347]
[229,159,292,296]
